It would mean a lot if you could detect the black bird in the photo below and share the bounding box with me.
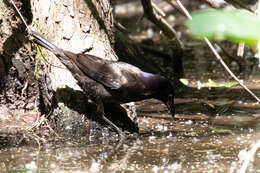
[31,31,174,138]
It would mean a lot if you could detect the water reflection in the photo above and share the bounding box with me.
[1,126,260,172]
[1,95,260,173]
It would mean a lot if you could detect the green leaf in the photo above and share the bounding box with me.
[186,9,260,48]
[180,78,189,85]
[211,127,232,134]
[198,79,238,88]
[207,79,238,87]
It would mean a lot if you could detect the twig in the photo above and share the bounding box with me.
[176,0,260,102]
[164,0,187,17]
[141,0,185,77]
[257,0,260,67]
[225,0,254,12]
[10,0,68,70]
[21,80,28,97]
[205,38,260,102]
[176,0,192,19]
[239,140,260,173]
[10,0,31,32]
[26,113,45,131]
[218,43,244,72]
[141,0,183,49]
[199,0,254,12]
[199,0,227,8]
[151,2,166,17]
[237,42,245,57]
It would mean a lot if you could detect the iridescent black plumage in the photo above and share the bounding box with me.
[31,31,174,137]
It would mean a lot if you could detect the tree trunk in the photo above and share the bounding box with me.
[31,0,122,137]
[31,0,116,92]
[0,0,138,139]
[0,0,41,135]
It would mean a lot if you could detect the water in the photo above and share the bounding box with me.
[1,96,260,172]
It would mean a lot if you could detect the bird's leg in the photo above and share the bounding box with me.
[96,101,125,139]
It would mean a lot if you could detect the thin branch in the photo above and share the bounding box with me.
[141,0,185,77]
[199,0,254,12]
[141,0,183,50]
[176,0,192,19]
[237,42,245,57]
[164,0,187,17]
[218,43,244,72]
[176,0,260,102]
[151,2,166,17]
[239,140,260,173]
[225,0,254,12]
[199,0,227,8]
[257,0,260,67]
[10,0,31,33]
[10,0,69,71]
[205,38,260,102]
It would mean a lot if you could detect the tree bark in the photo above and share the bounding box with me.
[0,0,139,138]
[0,0,41,136]
[31,0,116,92]
[30,0,132,136]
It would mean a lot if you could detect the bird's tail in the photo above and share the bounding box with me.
[31,31,65,57]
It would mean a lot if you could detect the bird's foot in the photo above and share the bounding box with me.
[102,116,126,140]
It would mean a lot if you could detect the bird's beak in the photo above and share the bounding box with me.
[164,99,175,117]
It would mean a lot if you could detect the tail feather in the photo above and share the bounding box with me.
[31,31,65,57]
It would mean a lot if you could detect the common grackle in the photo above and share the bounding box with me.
[31,31,174,138]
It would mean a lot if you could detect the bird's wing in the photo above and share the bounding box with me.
[74,54,122,89]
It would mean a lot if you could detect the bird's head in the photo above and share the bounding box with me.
[162,92,175,117]
[142,72,175,117]
[154,78,175,117]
